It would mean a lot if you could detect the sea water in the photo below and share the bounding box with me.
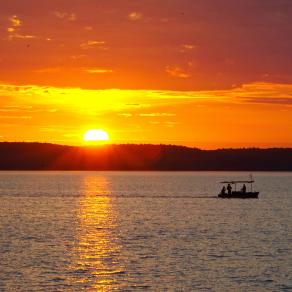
[0,171,291,291]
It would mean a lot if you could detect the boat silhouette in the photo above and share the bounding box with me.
[218,177,259,199]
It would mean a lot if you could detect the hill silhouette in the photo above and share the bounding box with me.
[0,142,292,171]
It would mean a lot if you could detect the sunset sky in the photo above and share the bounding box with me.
[1,0,292,148]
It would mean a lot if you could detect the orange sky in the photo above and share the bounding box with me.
[0,1,292,149]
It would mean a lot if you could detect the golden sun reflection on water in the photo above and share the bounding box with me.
[69,176,124,291]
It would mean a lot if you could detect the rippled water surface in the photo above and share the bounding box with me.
[0,171,291,291]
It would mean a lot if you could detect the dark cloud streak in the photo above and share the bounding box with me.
[244,97,292,105]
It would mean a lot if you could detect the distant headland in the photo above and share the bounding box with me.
[0,142,292,171]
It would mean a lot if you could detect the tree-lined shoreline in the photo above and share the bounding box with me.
[0,142,292,171]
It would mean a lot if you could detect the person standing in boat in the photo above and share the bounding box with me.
[227,183,232,195]
[242,184,247,194]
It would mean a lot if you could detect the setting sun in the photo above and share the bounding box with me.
[83,129,109,143]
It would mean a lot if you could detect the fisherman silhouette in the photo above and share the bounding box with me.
[227,183,232,195]
[221,186,226,195]
[242,184,247,193]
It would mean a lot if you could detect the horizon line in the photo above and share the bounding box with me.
[1,141,292,151]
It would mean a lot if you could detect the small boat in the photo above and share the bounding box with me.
[218,177,259,199]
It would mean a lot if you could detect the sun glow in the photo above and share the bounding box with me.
[83,129,109,143]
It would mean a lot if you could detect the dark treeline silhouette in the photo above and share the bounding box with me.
[0,142,292,171]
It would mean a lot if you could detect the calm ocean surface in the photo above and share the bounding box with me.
[0,171,291,291]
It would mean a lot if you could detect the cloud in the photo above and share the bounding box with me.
[1,82,292,115]
[84,68,113,74]
[224,82,292,106]
[0,0,291,92]
[128,12,142,21]
[48,109,58,113]
[70,54,86,60]
[118,112,176,118]
[165,66,190,79]
[139,113,176,117]
[0,115,31,119]
[84,26,93,31]
[9,15,22,28]
[7,27,15,33]
[243,97,292,105]
[119,113,133,117]
[8,33,36,40]
[53,11,76,21]
[126,104,141,106]
[149,121,178,127]
[181,44,197,50]
[80,40,106,50]
[6,15,36,40]
[1,81,291,147]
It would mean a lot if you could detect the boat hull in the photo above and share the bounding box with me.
[218,191,259,199]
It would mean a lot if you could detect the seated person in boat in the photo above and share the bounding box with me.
[227,183,232,195]
[221,186,226,195]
